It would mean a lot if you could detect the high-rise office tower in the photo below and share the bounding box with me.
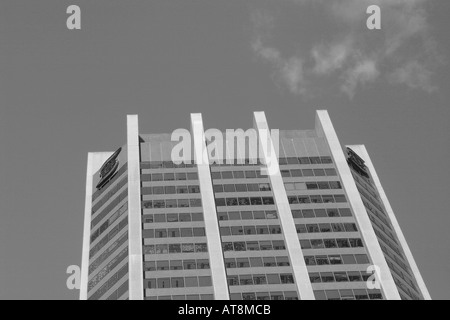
[80,111,430,300]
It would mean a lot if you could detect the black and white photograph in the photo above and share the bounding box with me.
[0,0,449,303]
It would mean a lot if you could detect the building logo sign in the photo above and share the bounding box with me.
[96,147,122,190]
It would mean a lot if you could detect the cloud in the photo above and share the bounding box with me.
[251,0,441,98]
[389,60,436,93]
[252,38,307,96]
[342,59,380,98]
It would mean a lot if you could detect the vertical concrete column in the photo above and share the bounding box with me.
[80,152,113,300]
[191,113,230,300]
[253,111,315,300]
[348,145,431,300]
[315,110,400,300]
[127,115,144,300]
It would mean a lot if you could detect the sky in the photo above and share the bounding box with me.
[0,0,449,300]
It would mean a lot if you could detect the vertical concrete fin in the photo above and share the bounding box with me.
[253,111,315,300]
[347,145,431,300]
[315,110,400,300]
[80,152,114,300]
[191,113,230,300]
[127,115,144,300]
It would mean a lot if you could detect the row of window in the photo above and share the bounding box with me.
[142,198,202,209]
[89,232,128,275]
[314,289,383,300]
[230,291,298,301]
[227,273,294,286]
[142,185,200,195]
[144,259,210,272]
[215,197,274,207]
[90,218,128,259]
[296,223,358,234]
[141,172,198,182]
[91,203,127,244]
[220,225,282,236]
[279,156,333,165]
[284,181,342,192]
[222,240,286,252]
[211,170,268,180]
[143,212,204,224]
[292,208,352,219]
[88,264,128,300]
[92,189,128,228]
[288,194,347,204]
[280,168,337,178]
[146,276,212,289]
[145,294,214,300]
[88,248,128,291]
[225,256,290,269]
[304,254,370,266]
[142,227,206,239]
[92,177,127,214]
[144,243,208,255]
[141,161,197,169]
[300,238,364,250]
[213,183,271,193]
[218,210,278,221]
[310,271,372,283]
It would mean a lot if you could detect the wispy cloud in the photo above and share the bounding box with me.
[251,0,442,99]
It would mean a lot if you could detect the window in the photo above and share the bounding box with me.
[348,272,362,282]
[181,228,193,237]
[334,195,347,203]
[182,243,195,253]
[158,278,171,289]
[226,198,238,206]
[238,198,250,206]
[311,239,324,249]
[235,184,247,192]
[250,257,263,267]
[260,241,273,251]
[280,274,294,284]
[144,261,156,271]
[146,279,156,289]
[170,260,183,270]
[355,254,370,264]
[253,275,267,285]
[179,213,191,222]
[341,254,357,264]
[218,212,228,221]
[298,196,310,204]
[334,272,348,282]
[332,223,345,232]
[310,273,321,283]
[291,169,302,177]
[344,223,358,232]
[247,241,259,251]
[267,274,281,284]
[313,169,326,176]
[185,277,199,288]
[233,171,245,179]
[236,258,250,268]
[240,275,253,285]
[300,240,311,249]
[245,171,257,178]
[195,243,208,252]
[224,184,235,192]
[241,211,253,220]
[228,211,241,220]
[214,185,224,193]
[253,211,265,219]
[225,258,236,268]
[190,199,202,207]
[304,256,316,266]
[189,185,200,193]
[191,213,203,222]
[321,272,334,283]
[166,199,177,208]
[262,197,274,205]
[187,172,198,180]
[349,238,364,248]
[272,241,285,250]
[234,242,246,251]
[169,244,181,253]
[231,226,244,236]
[157,260,169,271]
[322,195,335,203]
[319,224,332,233]
[156,229,167,238]
[316,256,329,265]
[327,209,340,217]
[220,227,231,236]
[329,255,342,265]
[193,228,205,237]
[307,224,319,233]
[183,260,196,270]
[250,197,262,205]
[324,239,337,248]
[339,208,352,217]
[277,256,290,267]
[199,276,212,287]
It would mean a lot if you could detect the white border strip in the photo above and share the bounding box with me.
[315,110,400,300]
[253,111,315,300]
[127,115,144,300]
[347,145,431,300]
[80,152,113,300]
[191,113,230,300]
